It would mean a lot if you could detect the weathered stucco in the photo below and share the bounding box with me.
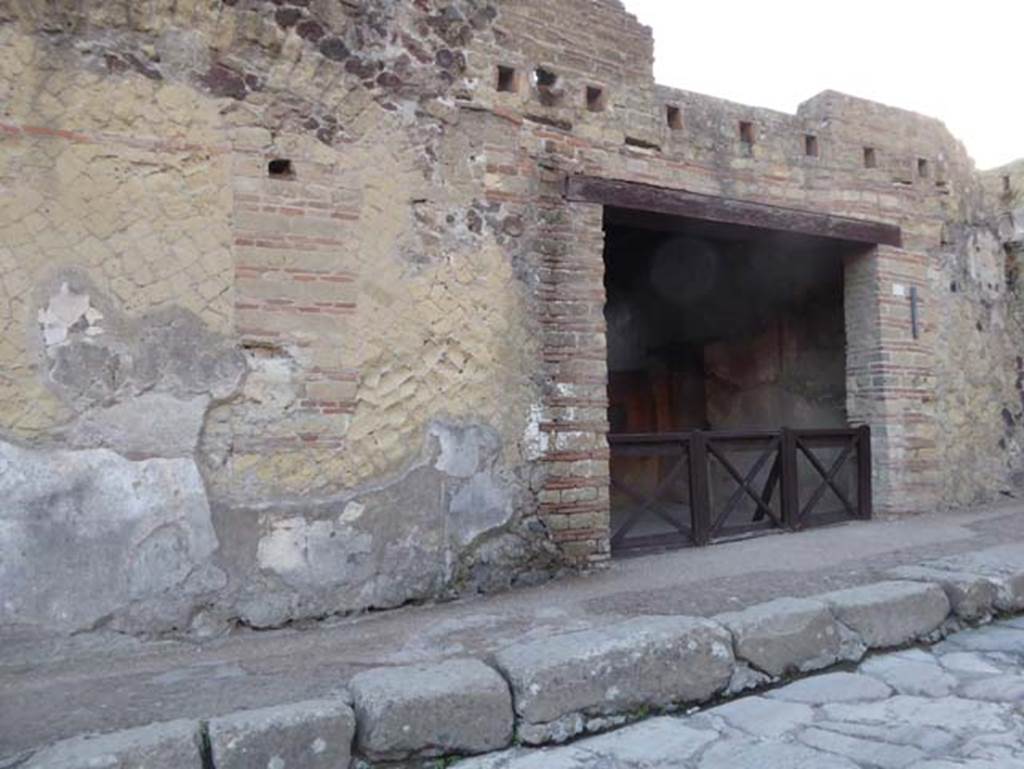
[2,0,1024,636]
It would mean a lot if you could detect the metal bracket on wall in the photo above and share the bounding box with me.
[910,286,920,339]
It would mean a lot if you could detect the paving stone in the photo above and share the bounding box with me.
[452,745,592,769]
[698,739,860,769]
[860,652,958,697]
[799,726,927,769]
[959,675,1024,702]
[704,695,814,737]
[766,672,892,704]
[813,720,959,754]
[491,616,733,743]
[207,698,354,769]
[715,597,842,676]
[940,624,1024,653]
[936,651,1003,675]
[822,695,1012,734]
[960,730,1024,762]
[20,719,199,769]
[348,659,512,760]
[886,565,999,621]
[907,761,1024,769]
[820,581,951,648]
[577,717,719,765]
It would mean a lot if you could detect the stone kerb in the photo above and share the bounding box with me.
[491,616,736,745]
[348,659,514,762]
[14,545,1024,769]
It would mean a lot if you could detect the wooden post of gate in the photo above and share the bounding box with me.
[857,424,873,519]
[780,428,800,530]
[689,431,711,546]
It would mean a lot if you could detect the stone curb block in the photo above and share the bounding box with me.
[492,616,734,745]
[819,580,951,649]
[19,719,200,769]
[909,545,1024,612]
[714,597,844,678]
[207,697,355,769]
[349,658,513,761]
[885,565,999,621]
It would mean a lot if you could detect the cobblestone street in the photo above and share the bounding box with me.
[461,618,1024,768]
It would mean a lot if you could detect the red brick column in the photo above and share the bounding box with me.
[844,244,940,514]
[533,196,612,563]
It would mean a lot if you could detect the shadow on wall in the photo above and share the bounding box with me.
[604,225,848,434]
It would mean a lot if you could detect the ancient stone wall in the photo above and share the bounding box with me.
[2,0,1023,636]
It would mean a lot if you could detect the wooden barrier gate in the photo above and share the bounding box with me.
[609,427,872,554]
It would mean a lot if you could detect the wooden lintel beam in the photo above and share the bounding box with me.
[564,175,903,248]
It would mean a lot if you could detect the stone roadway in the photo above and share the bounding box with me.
[460,617,1024,769]
[5,502,1024,758]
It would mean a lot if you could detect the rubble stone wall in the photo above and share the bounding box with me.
[1,0,1022,636]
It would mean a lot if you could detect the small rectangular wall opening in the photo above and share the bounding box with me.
[739,121,755,145]
[533,67,563,106]
[586,85,608,112]
[667,105,683,130]
[864,147,877,169]
[496,65,518,93]
[805,134,819,157]
[918,158,930,178]
[267,158,294,178]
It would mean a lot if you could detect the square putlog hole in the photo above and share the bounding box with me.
[586,85,608,112]
[497,65,518,93]
[739,121,755,145]
[267,158,294,178]
[667,105,683,130]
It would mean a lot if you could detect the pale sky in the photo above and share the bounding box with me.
[622,0,1021,170]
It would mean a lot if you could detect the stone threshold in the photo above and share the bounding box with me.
[8,543,1024,769]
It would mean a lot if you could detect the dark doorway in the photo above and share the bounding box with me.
[603,206,870,554]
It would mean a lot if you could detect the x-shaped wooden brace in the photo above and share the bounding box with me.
[610,452,691,546]
[706,439,781,535]
[797,437,856,522]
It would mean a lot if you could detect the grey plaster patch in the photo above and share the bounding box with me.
[232,421,522,630]
[19,719,199,768]
[348,659,512,760]
[0,439,222,634]
[492,615,734,744]
[63,392,211,458]
[207,698,354,769]
[37,275,245,413]
[820,581,951,648]
[449,471,514,549]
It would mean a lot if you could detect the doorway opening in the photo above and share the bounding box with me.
[603,206,871,554]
